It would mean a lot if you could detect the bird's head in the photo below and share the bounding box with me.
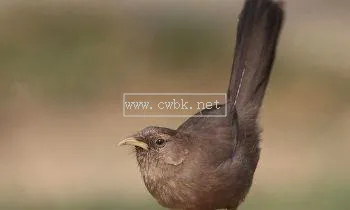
[118,126,189,167]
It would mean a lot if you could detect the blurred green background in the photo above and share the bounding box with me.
[0,0,350,209]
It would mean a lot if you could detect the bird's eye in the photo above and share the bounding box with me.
[155,139,166,147]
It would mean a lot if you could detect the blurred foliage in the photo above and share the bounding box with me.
[0,6,122,103]
[1,3,349,106]
[0,4,230,105]
[150,15,225,69]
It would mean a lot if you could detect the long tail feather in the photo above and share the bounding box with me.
[227,0,284,119]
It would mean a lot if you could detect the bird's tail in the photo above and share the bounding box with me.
[227,0,284,118]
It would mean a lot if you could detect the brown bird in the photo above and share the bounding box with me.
[118,0,284,209]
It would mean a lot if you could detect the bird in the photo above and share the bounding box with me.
[118,0,284,209]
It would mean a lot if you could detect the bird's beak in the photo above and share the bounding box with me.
[117,137,148,150]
